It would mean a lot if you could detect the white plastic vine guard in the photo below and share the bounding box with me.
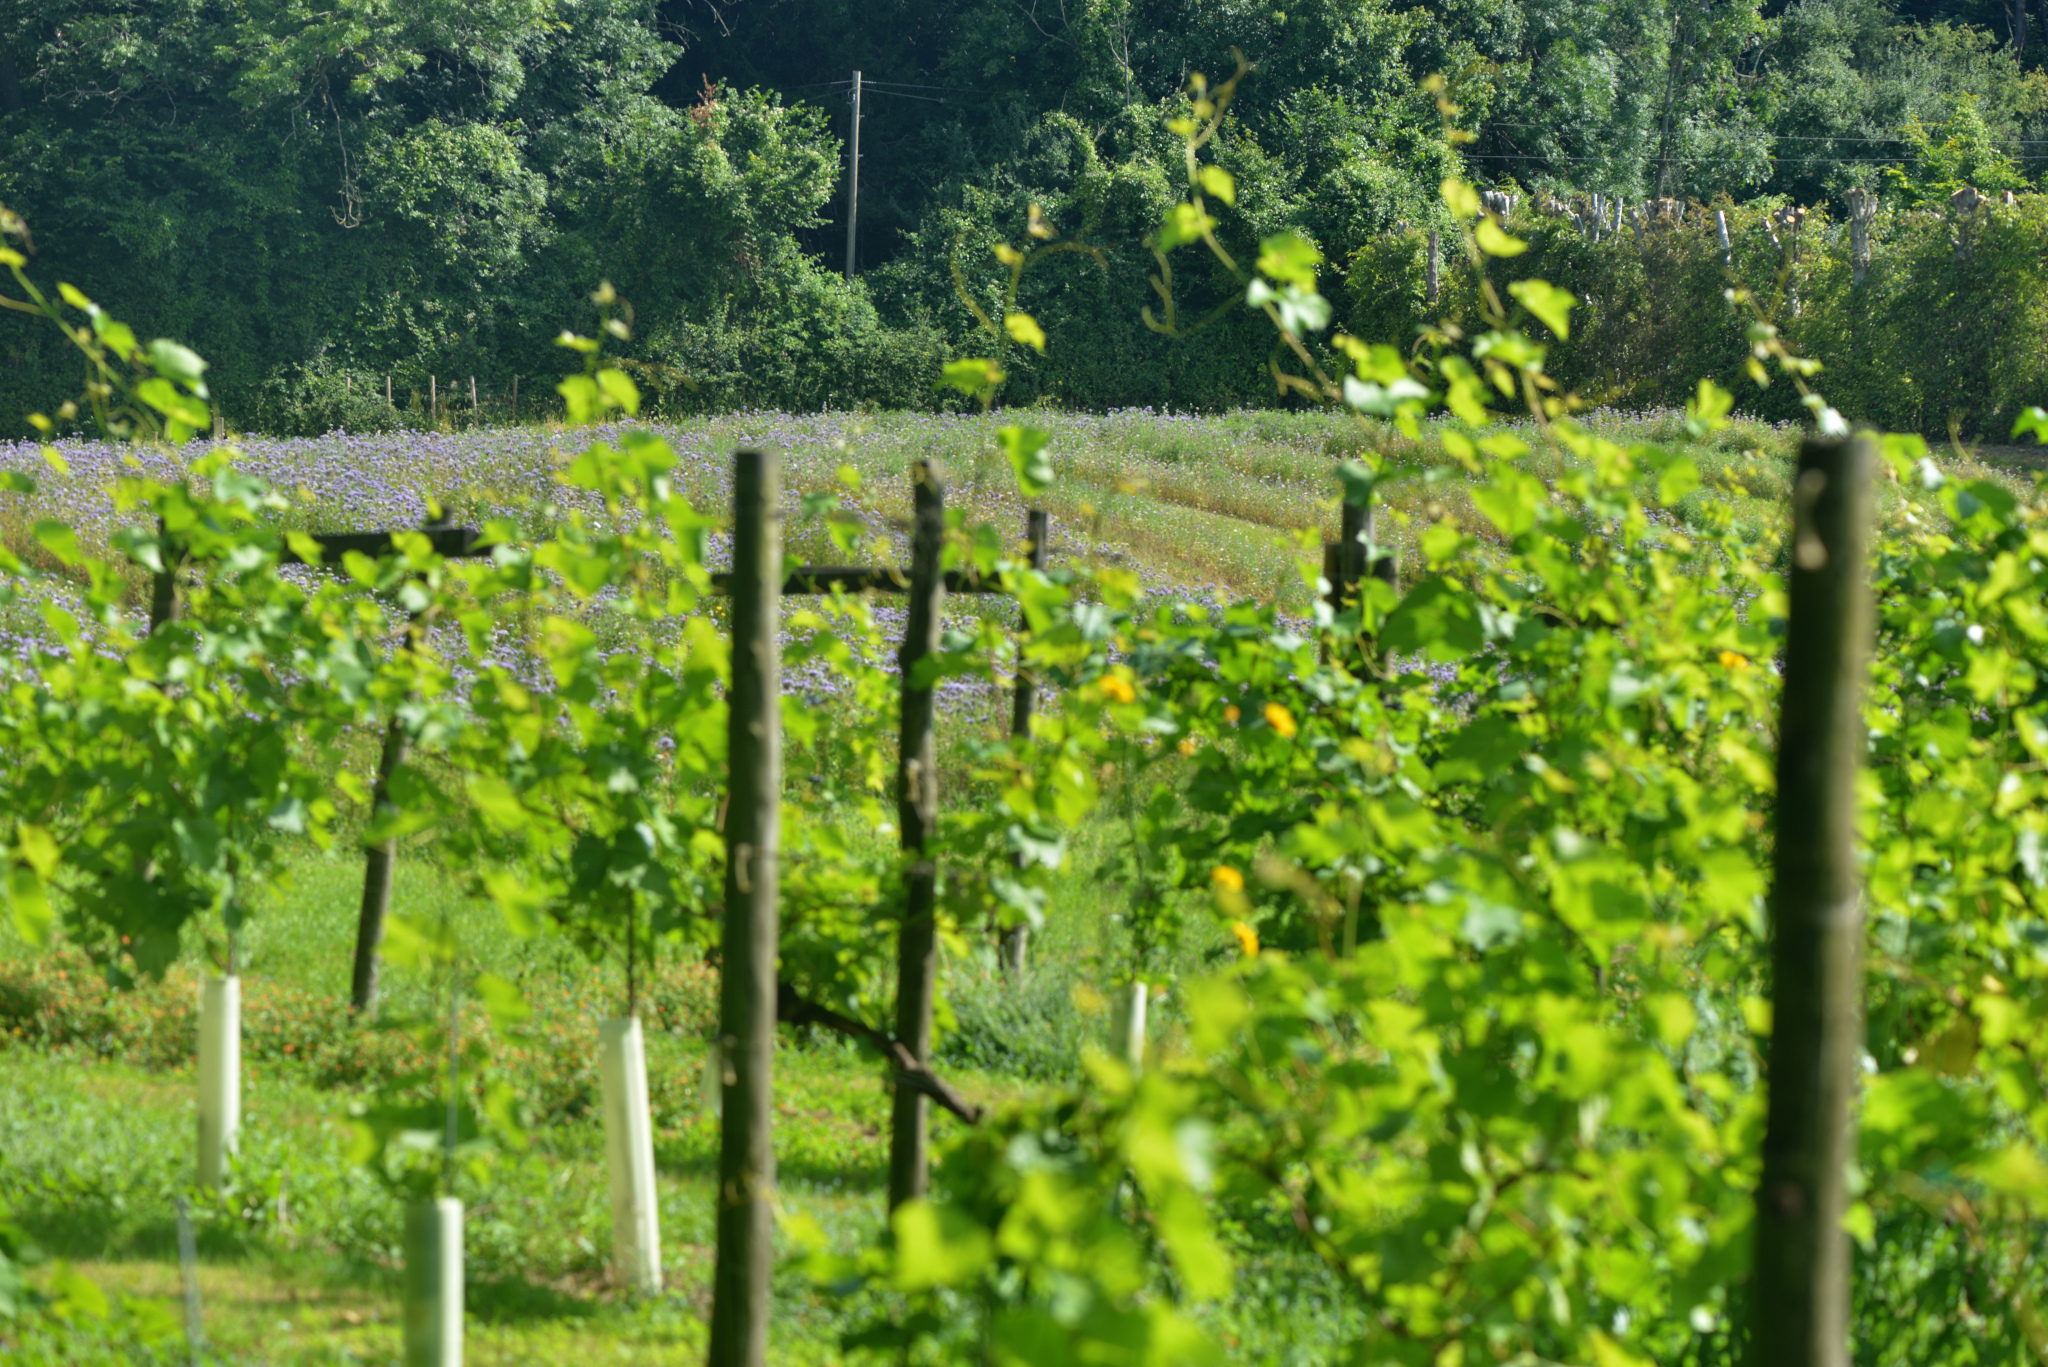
[197,975,240,1189]
[403,1197,463,1367]
[1121,980,1149,1076]
[599,1017,663,1294]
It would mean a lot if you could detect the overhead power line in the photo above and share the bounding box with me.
[1481,119,2048,146]
[1461,149,2048,164]
[860,88,951,104]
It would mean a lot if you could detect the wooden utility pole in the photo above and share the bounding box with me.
[1750,434,1874,1367]
[708,448,782,1367]
[844,71,862,281]
[1000,509,1049,976]
[889,461,945,1210]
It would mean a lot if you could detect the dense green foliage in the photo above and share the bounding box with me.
[8,0,2048,428]
[1349,192,2048,437]
[0,0,946,433]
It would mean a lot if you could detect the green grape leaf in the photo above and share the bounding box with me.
[940,358,1004,395]
[1000,425,1055,497]
[1004,312,1047,354]
[1475,218,1527,257]
[1254,232,1322,289]
[1507,279,1576,339]
[1196,164,1236,206]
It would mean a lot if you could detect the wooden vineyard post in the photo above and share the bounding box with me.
[889,461,945,1210]
[1750,434,1874,1367]
[148,518,185,632]
[1323,493,1397,666]
[1340,495,1398,595]
[351,716,408,1015]
[350,509,469,1018]
[708,448,782,1367]
[1000,508,1048,976]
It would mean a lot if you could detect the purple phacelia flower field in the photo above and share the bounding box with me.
[0,404,1784,697]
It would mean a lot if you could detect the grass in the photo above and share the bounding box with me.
[2,403,2041,1363]
[0,810,1227,1364]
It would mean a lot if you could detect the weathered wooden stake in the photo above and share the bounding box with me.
[1426,229,1441,305]
[1000,508,1048,976]
[1751,434,1874,1367]
[351,716,408,1015]
[148,518,186,632]
[1322,493,1398,656]
[708,448,782,1367]
[889,461,945,1210]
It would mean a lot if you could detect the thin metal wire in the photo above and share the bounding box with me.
[1460,149,2048,164]
[1480,120,2048,145]
[860,79,994,92]
[859,88,951,104]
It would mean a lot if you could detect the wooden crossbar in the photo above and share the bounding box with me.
[280,527,487,566]
[707,565,1012,596]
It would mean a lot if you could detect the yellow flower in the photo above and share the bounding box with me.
[1231,921,1260,957]
[1223,703,1241,723]
[1211,865,1244,892]
[1719,650,1749,671]
[1177,736,1199,757]
[1099,674,1136,704]
[1264,701,1298,738]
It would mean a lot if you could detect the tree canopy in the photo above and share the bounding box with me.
[2,0,2045,429]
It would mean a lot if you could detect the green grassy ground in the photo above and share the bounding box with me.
[0,822,1233,1364]
[2,405,2039,1363]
